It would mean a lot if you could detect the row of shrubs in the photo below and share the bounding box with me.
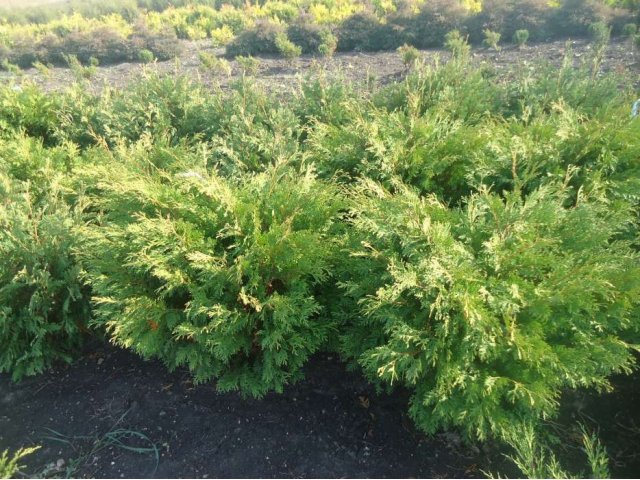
[226,0,636,57]
[1,48,639,466]
[0,0,241,25]
[0,0,637,71]
[0,25,181,69]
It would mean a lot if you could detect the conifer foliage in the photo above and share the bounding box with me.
[0,172,88,380]
[79,157,345,396]
[339,179,640,439]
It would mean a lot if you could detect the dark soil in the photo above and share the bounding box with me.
[2,343,639,479]
[1,343,488,478]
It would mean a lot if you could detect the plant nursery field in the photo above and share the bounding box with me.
[1,1,640,479]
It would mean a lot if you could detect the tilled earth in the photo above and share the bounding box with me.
[1,344,488,478]
[1,37,638,94]
[1,342,639,478]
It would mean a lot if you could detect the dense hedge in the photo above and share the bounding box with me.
[0,47,639,464]
[0,0,636,70]
[225,0,633,57]
[1,26,181,68]
[0,138,90,380]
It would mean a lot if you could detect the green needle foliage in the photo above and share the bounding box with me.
[0,446,40,479]
[0,172,89,380]
[494,423,610,479]
[513,29,530,48]
[339,179,640,440]
[79,156,346,396]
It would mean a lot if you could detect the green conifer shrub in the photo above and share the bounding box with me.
[444,30,471,61]
[335,11,395,52]
[79,161,346,396]
[497,423,610,479]
[513,29,530,48]
[0,83,66,144]
[225,20,284,57]
[392,0,469,49]
[286,20,326,55]
[138,48,155,63]
[317,29,338,58]
[622,23,637,37]
[482,29,501,50]
[338,179,640,440]
[397,43,420,67]
[0,47,638,471]
[0,173,89,381]
[274,32,302,60]
[199,50,228,73]
[235,55,260,75]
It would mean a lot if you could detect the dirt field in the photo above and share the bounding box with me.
[1,342,639,478]
[1,343,489,478]
[2,37,638,94]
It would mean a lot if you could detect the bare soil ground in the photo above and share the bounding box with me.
[1,343,488,478]
[1,38,638,94]
[1,342,639,478]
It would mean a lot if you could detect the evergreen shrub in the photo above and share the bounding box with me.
[225,20,284,57]
[286,20,326,54]
[0,49,638,460]
[0,171,89,381]
[80,161,346,396]
[513,29,530,47]
[336,11,396,52]
[338,179,640,440]
[393,0,470,49]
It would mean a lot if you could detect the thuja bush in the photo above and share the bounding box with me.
[335,11,396,52]
[0,171,89,381]
[53,73,207,147]
[0,82,66,145]
[392,0,470,49]
[465,0,550,44]
[306,99,486,201]
[338,179,640,440]
[286,20,326,55]
[79,159,346,396]
[225,20,285,57]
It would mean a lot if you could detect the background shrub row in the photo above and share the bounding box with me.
[0,25,181,68]
[229,0,635,56]
[0,0,637,69]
